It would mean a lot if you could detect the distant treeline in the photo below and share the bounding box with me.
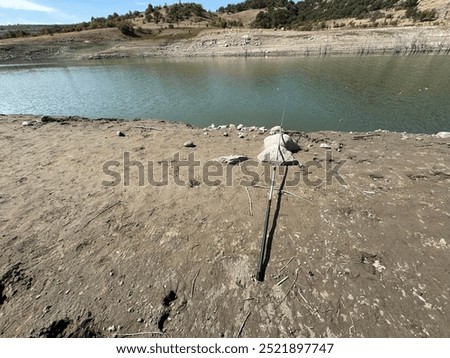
[219,0,438,29]
[0,3,210,39]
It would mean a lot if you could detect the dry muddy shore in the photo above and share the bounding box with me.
[0,26,449,63]
[0,114,449,337]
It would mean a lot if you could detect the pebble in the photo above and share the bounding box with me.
[436,132,450,139]
[116,131,125,137]
[22,121,31,126]
[107,325,116,332]
[137,318,144,323]
[238,132,245,138]
[320,143,332,149]
[237,124,244,130]
[223,132,229,137]
[183,141,196,148]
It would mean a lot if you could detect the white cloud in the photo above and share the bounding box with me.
[0,0,57,13]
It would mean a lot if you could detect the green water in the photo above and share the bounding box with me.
[1,56,449,133]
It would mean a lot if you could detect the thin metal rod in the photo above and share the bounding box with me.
[256,95,287,282]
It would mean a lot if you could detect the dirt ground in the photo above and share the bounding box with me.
[0,114,449,338]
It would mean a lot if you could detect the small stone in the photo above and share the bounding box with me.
[35,294,41,299]
[116,131,125,137]
[238,132,245,138]
[107,325,116,332]
[439,239,447,246]
[22,121,31,126]
[229,124,236,129]
[320,143,332,149]
[218,125,228,129]
[223,132,229,137]
[237,124,244,130]
[137,318,144,323]
[436,132,450,139]
[128,307,134,313]
[118,281,124,286]
[183,141,196,148]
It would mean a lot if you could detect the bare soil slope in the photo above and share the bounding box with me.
[0,115,449,338]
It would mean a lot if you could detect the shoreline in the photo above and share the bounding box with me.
[1,26,449,63]
[2,114,448,137]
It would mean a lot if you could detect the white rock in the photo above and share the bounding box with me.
[257,145,299,166]
[320,143,332,149]
[237,124,244,130]
[183,141,196,148]
[107,326,116,332]
[269,126,282,134]
[223,132,229,137]
[218,125,228,129]
[213,155,248,165]
[22,121,31,126]
[436,131,450,139]
[264,134,300,152]
[238,132,245,138]
[116,131,125,137]
[229,124,236,129]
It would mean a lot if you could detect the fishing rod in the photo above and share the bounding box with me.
[256,95,287,282]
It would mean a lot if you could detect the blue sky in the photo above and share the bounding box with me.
[0,0,231,25]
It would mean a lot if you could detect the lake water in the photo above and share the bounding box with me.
[1,56,449,133]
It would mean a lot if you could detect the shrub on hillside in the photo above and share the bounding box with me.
[117,21,135,36]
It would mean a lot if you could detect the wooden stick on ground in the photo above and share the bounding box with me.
[190,269,200,298]
[236,312,252,338]
[119,331,164,337]
[244,187,253,216]
[134,126,163,131]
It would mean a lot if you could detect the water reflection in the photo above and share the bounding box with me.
[0,56,448,133]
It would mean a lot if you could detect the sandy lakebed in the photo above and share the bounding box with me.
[0,114,449,337]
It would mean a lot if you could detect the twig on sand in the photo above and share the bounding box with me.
[119,331,164,337]
[278,256,296,274]
[349,313,355,336]
[236,312,252,338]
[134,126,162,131]
[275,269,299,309]
[244,187,253,216]
[190,269,200,298]
[276,276,289,286]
